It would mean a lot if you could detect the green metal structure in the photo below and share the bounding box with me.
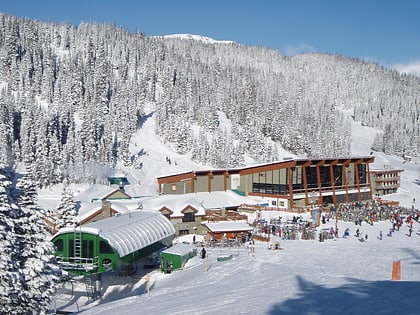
[160,243,197,274]
[51,210,176,276]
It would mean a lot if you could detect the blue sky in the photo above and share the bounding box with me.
[1,0,420,75]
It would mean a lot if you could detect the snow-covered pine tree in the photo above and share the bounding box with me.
[14,165,38,208]
[0,164,21,314]
[0,164,62,314]
[13,168,64,314]
[55,188,78,229]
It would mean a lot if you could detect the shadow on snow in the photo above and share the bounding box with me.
[268,276,419,315]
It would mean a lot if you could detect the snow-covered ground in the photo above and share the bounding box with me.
[57,218,420,315]
[47,106,420,314]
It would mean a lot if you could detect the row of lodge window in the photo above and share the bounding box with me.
[53,239,114,258]
[182,212,195,222]
[252,164,367,195]
[162,211,196,222]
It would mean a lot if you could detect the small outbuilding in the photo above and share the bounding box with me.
[160,243,197,274]
[203,221,253,241]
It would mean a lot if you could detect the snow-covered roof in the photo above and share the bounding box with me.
[369,168,404,172]
[54,210,176,258]
[74,184,131,202]
[138,194,206,216]
[196,191,255,209]
[108,169,127,177]
[161,243,196,256]
[138,191,258,216]
[74,190,257,225]
[76,198,142,222]
[109,200,140,213]
[204,221,253,233]
[76,202,103,222]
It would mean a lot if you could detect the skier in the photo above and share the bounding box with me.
[201,247,207,259]
[343,228,350,238]
[167,260,173,274]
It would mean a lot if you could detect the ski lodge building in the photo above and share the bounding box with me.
[368,168,403,198]
[157,156,376,209]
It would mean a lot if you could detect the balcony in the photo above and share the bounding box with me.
[56,256,99,272]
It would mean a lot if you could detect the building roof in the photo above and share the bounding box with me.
[161,243,196,256]
[369,168,404,173]
[204,221,253,233]
[74,184,132,202]
[54,210,176,258]
[138,191,259,216]
[76,198,142,223]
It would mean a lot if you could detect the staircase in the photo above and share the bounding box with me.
[74,226,82,262]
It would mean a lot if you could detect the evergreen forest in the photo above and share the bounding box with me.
[0,13,419,187]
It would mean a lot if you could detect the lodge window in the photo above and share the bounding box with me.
[179,229,189,236]
[306,165,344,189]
[54,239,63,251]
[306,167,318,189]
[252,183,288,195]
[182,212,195,222]
[319,165,331,187]
[292,167,302,184]
[358,164,367,184]
[69,240,74,256]
[333,165,343,186]
[100,241,114,254]
[69,240,94,258]
[171,184,177,191]
[82,240,94,258]
[163,213,171,220]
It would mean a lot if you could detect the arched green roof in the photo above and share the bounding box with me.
[53,210,175,258]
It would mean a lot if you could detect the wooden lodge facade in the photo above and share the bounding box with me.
[157,157,375,209]
[369,168,403,197]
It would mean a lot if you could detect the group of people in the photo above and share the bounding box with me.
[316,199,419,242]
[330,200,417,224]
[389,212,415,237]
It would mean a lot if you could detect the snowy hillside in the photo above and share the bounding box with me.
[348,117,419,208]
[38,102,420,211]
[124,102,209,197]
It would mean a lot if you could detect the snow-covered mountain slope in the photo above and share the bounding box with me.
[38,103,419,210]
[349,116,419,208]
[121,103,211,197]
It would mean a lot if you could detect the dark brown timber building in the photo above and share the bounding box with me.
[157,156,375,209]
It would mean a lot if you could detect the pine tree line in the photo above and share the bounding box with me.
[0,164,63,314]
[0,13,419,186]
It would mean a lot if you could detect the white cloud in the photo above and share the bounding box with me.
[282,42,315,56]
[392,60,420,77]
